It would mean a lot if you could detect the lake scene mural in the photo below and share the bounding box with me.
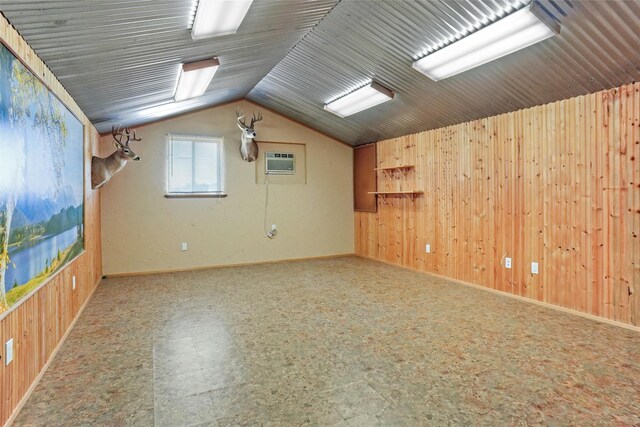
[0,43,84,315]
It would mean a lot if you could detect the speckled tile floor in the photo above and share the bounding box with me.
[13,256,640,426]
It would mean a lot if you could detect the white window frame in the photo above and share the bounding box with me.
[165,134,226,198]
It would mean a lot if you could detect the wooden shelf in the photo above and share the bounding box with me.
[368,191,423,195]
[374,165,415,171]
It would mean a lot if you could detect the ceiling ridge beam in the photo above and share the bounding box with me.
[242,0,344,99]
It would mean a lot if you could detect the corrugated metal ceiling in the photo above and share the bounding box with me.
[0,0,339,133]
[2,0,640,144]
[248,0,640,145]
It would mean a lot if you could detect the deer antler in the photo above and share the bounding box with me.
[249,110,263,128]
[125,128,142,146]
[112,125,141,147]
[236,109,247,128]
[112,125,124,145]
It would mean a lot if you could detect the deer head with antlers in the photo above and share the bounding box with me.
[236,109,263,162]
[91,125,142,189]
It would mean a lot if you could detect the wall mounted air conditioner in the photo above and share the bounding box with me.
[265,152,295,175]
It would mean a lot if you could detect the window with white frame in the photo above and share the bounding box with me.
[166,134,225,196]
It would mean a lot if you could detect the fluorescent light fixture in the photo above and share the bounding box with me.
[412,2,560,81]
[191,0,253,39]
[174,58,220,102]
[324,82,394,117]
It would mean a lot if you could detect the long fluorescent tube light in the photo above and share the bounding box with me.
[191,0,254,39]
[324,82,394,118]
[174,58,220,102]
[412,2,560,81]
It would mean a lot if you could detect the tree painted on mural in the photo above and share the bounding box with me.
[0,45,16,312]
[0,46,69,314]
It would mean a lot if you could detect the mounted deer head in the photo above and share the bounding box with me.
[236,109,263,162]
[91,125,142,189]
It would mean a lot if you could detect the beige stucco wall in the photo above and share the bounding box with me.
[100,100,354,275]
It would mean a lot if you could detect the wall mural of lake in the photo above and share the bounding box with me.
[0,42,84,315]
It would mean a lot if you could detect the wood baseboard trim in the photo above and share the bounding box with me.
[4,278,101,427]
[104,253,356,278]
[356,255,640,333]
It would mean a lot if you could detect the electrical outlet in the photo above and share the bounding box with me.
[531,262,539,275]
[5,338,13,366]
[72,275,76,290]
[425,244,431,253]
[271,224,277,231]
[505,257,512,269]
[181,242,188,251]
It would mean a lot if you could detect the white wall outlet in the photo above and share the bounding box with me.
[505,257,512,269]
[5,338,13,366]
[72,275,76,290]
[425,244,431,253]
[531,262,539,275]
[181,242,188,251]
[271,224,277,231]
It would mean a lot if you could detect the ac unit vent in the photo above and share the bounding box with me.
[265,152,295,175]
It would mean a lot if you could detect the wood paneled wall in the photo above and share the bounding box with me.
[356,83,640,327]
[0,15,102,426]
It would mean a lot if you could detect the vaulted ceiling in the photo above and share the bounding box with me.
[2,0,640,145]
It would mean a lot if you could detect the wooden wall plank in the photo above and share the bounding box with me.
[356,83,640,327]
[0,15,102,426]
[632,83,640,326]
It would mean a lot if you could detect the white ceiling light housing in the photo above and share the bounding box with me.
[412,2,560,81]
[191,0,254,39]
[324,82,394,118]
[174,58,220,102]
